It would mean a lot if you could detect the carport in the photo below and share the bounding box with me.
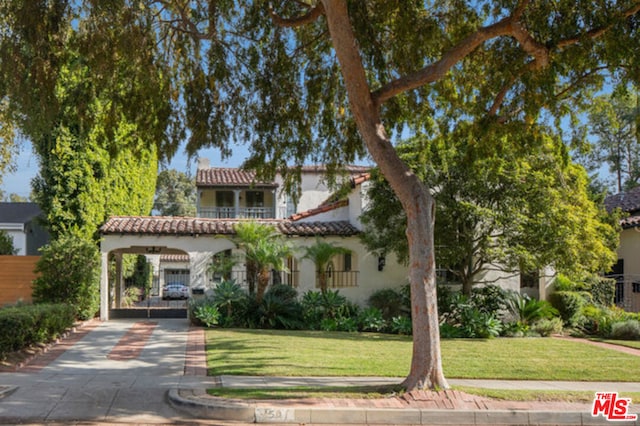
[99,216,237,321]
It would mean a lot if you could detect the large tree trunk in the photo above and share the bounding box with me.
[322,0,449,390]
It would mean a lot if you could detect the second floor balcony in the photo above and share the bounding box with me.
[198,206,276,219]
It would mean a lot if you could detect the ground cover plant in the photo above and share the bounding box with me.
[205,329,640,382]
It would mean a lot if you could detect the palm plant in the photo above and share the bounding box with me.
[211,279,245,319]
[301,238,351,293]
[233,222,293,302]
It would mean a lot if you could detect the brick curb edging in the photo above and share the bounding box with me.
[184,325,208,376]
[6,319,101,373]
[168,389,631,425]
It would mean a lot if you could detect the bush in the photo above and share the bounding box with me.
[368,288,409,321]
[254,284,303,330]
[470,285,510,317]
[390,316,412,335]
[32,235,100,320]
[194,304,221,328]
[547,291,586,327]
[357,307,387,332]
[531,317,564,337]
[609,320,640,340]
[0,303,75,357]
[505,292,558,326]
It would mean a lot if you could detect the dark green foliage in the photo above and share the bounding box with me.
[357,307,387,332]
[554,273,616,307]
[211,280,246,322]
[300,290,360,331]
[609,320,640,340]
[390,316,413,336]
[505,292,559,327]
[0,230,17,255]
[254,284,303,330]
[0,303,75,357]
[470,285,510,316]
[548,291,586,327]
[368,287,409,321]
[32,235,100,320]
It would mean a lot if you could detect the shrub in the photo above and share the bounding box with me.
[0,303,75,357]
[254,284,303,330]
[211,280,246,321]
[609,320,640,340]
[32,235,100,320]
[368,288,408,320]
[390,316,412,335]
[460,307,502,338]
[505,292,558,326]
[547,291,586,327]
[194,304,221,328]
[470,285,510,317]
[531,317,564,337]
[357,307,387,332]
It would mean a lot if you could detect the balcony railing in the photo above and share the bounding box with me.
[198,207,275,219]
[316,270,359,288]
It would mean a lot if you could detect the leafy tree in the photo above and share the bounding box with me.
[0,2,170,241]
[153,169,197,217]
[301,238,351,293]
[2,0,639,391]
[575,87,640,193]
[32,235,100,320]
[233,222,293,302]
[361,135,619,295]
[0,230,17,255]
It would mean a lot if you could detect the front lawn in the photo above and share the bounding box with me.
[206,329,640,382]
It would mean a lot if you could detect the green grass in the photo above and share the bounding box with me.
[206,329,640,382]
[595,339,640,350]
[205,385,640,404]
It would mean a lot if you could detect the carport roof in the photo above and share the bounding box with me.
[100,216,359,237]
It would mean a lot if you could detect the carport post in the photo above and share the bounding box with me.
[100,251,109,321]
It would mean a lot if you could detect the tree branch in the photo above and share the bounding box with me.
[372,16,515,106]
[268,2,325,28]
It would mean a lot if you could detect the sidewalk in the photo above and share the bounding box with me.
[0,318,637,425]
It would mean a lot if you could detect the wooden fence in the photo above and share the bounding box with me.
[0,256,39,306]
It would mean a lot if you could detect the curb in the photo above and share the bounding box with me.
[167,388,640,425]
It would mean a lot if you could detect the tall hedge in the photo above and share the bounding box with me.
[32,235,100,320]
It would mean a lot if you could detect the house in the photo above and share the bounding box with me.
[99,162,407,320]
[0,202,49,255]
[98,161,538,320]
[604,187,640,312]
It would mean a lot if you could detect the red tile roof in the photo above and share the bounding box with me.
[196,168,278,188]
[101,216,359,237]
[288,199,349,221]
[350,173,371,188]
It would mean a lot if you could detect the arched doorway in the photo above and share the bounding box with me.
[100,218,236,320]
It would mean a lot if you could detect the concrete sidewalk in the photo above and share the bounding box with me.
[0,318,638,425]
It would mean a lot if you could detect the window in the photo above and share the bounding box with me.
[633,282,640,293]
[216,191,234,207]
[344,253,352,272]
[520,271,539,289]
[246,191,264,207]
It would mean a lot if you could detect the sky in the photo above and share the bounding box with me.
[0,141,252,200]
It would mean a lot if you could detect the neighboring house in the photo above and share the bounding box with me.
[0,202,49,255]
[604,187,640,312]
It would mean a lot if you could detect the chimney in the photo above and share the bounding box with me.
[197,158,211,170]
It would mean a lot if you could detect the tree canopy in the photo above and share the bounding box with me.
[575,86,640,193]
[1,0,639,391]
[361,130,619,295]
[153,169,197,217]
